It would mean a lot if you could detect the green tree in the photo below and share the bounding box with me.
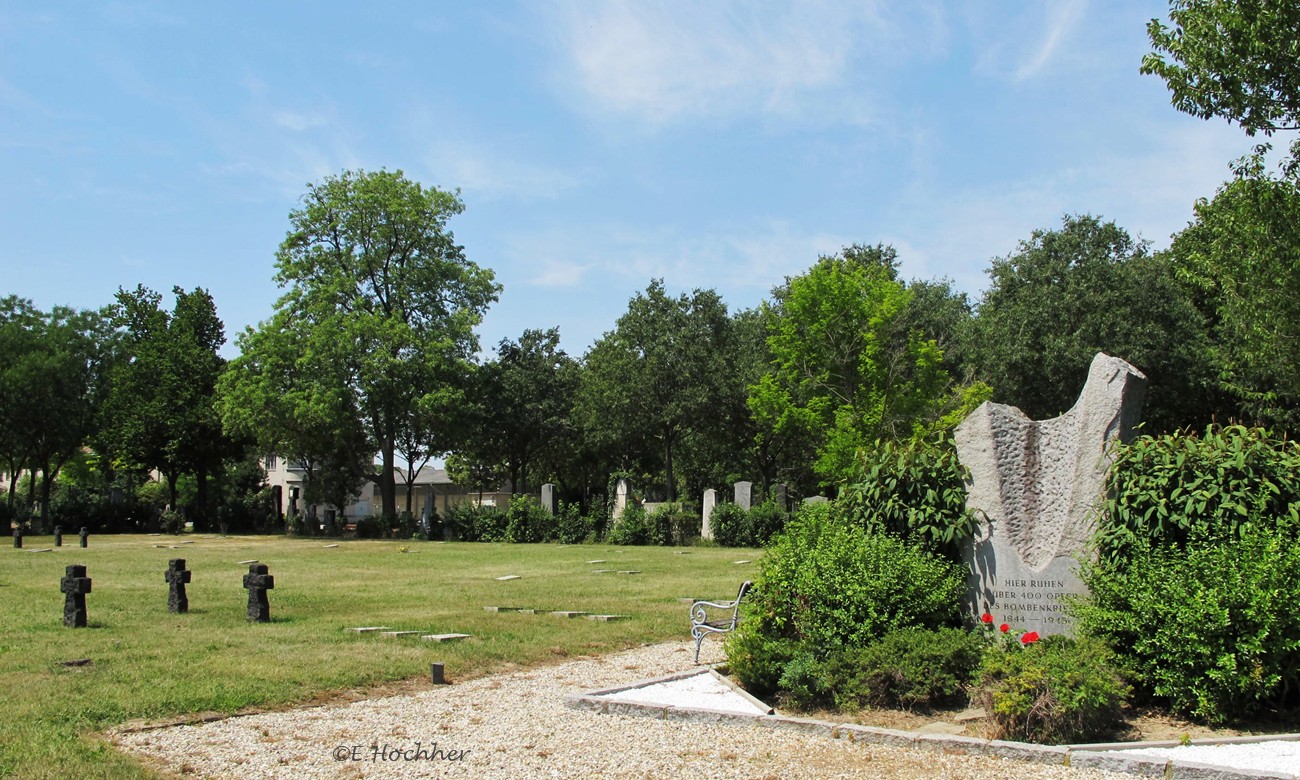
[750,245,984,488]
[103,286,230,520]
[238,169,499,520]
[577,280,733,502]
[968,215,1220,432]
[1143,0,1300,139]
[1168,167,1300,427]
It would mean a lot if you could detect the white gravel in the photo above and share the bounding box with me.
[112,641,1135,780]
[1117,739,1300,775]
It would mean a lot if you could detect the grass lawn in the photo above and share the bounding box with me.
[0,534,760,779]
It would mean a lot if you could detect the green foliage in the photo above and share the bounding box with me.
[1076,529,1300,723]
[975,635,1129,744]
[1142,0,1300,138]
[710,499,789,547]
[727,502,964,696]
[504,494,553,543]
[607,503,650,545]
[554,501,596,544]
[968,214,1219,432]
[442,503,508,542]
[1097,424,1300,563]
[838,434,975,559]
[648,503,700,546]
[724,621,800,697]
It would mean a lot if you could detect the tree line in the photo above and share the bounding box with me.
[4,0,1297,530]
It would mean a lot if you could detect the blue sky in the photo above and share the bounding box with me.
[0,1,1254,359]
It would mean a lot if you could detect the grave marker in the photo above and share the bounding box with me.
[613,478,630,521]
[957,353,1146,636]
[165,559,191,614]
[54,526,63,547]
[772,483,789,512]
[701,488,718,540]
[13,528,21,549]
[733,481,754,511]
[540,483,557,515]
[242,563,274,622]
[79,527,88,548]
[61,564,92,627]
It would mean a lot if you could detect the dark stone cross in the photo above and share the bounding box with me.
[242,563,274,622]
[13,528,21,549]
[61,564,92,627]
[165,558,191,613]
[54,526,63,547]
[79,527,89,548]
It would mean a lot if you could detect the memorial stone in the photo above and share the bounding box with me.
[957,353,1146,636]
[802,496,828,505]
[613,478,630,522]
[540,484,557,515]
[733,481,754,511]
[243,563,274,622]
[13,528,21,548]
[79,527,89,548]
[772,483,789,512]
[166,558,191,613]
[54,526,63,547]
[61,564,92,627]
[701,489,718,540]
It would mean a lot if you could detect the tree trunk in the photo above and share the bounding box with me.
[664,437,676,502]
[167,472,179,513]
[38,463,53,532]
[405,481,413,514]
[380,442,397,518]
[7,466,17,510]
[195,463,209,531]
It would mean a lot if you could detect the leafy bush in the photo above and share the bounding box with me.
[709,501,748,546]
[353,515,383,539]
[747,500,789,546]
[725,621,799,697]
[726,501,964,696]
[648,503,699,546]
[505,495,552,543]
[1098,424,1300,564]
[442,503,508,542]
[834,627,986,711]
[554,501,594,544]
[607,503,649,545]
[1076,528,1300,723]
[975,635,1129,744]
[838,433,976,559]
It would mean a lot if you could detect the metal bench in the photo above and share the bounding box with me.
[690,580,752,664]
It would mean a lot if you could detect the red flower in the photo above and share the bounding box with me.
[999,624,1010,633]
[1021,631,1041,644]
[980,613,994,624]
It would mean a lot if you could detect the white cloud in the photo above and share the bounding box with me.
[541,0,919,125]
[1014,0,1087,81]
[426,141,581,202]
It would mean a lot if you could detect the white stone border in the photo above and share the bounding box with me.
[566,673,1300,779]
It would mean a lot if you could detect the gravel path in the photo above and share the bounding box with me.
[113,641,1132,780]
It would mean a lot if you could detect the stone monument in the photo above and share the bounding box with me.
[772,483,789,512]
[61,564,92,627]
[957,353,1146,636]
[166,559,191,613]
[613,478,630,522]
[243,563,274,622]
[78,527,89,548]
[540,484,557,515]
[733,481,754,511]
[701,488,718,540]
[54,526,63,547]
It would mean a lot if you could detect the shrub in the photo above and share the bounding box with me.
[353,515,383,539]
[832,627,986,712]
[505,495,552,543]
[724,621,799,698]
[1098,424,1300,565]
[710,502,748,546]
[648,503,699,546]
[607,503,649,545]
[838,433,976,560]
[1076,528,1300,723]
[975,635,1129,744]
[554,501,593,544]
[442,503,507,541]
[746,500,789,546]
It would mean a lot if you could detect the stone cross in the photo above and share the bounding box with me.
[12,528,21,549]
[733,481,754,511]
[61,564,92,627]
[165,558,191,613]
[701,488,718,540]
[242,563,274,622]
[79,527,88,548]
[540,483,557,515]
[54,526,63,547]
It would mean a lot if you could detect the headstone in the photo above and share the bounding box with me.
[701,489,718,540]
[61,564,92,627]
[733,481,754,511]
[242,563,274,622]
[79,527,88,548]
[613,478,630,521]
[165,559,191,614]
[957,353,1146,637]
[54,526,63,547]
[13,528,21,548]
[540,483,557,515]
[772,483,789,512]
[802,496,828,505]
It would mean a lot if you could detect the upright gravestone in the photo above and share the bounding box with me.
[957,353,1146,637]
[78,527,89,548]
[13,528,21,549]
[802,496,828,505]
[771,483,789,512]
[243,563,274,622]
[54,526,63,547]
[61,564,92,627]
[701,489,718,540]
[733,481,754,511]
[613,478,630,522]
[540,484,557,515]
[166,559,191,614]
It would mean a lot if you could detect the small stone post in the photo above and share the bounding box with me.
[61,564,92,627]
[165,559,191,613]
[243,563,274,622]
[54,526,63,547]
[701,489,718,540]
[79,527,89,548]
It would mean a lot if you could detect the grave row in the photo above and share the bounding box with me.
[53,560,275,627]
[14,526,90,549]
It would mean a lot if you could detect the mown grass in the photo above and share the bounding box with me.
[0,534,759,779]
